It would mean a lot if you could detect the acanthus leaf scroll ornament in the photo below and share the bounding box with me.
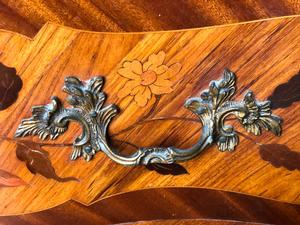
[15,69,282,166]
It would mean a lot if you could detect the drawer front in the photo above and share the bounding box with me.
[0,16,299,223]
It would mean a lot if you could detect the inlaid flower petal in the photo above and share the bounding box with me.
[117,51,181,107]
[117,80,140,98]
[150,84,173,95]
[155,77,173,87]
[118,60,143,79]
[154,65,168,75]
[134,86,152,107]
[143,51,166,72]
[159,63,182,80]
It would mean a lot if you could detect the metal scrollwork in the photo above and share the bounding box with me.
[15,69,282,166]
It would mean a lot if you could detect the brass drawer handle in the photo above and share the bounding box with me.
[15,69,282,166]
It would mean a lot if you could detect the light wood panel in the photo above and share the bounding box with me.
[0,16,299,215]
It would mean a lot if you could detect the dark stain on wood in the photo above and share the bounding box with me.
[259,144,300,171]
[16,140,79,182]
[0,63,22,111]
[1,187,300,225]
[146,163,189,176]
[268,72,300,109]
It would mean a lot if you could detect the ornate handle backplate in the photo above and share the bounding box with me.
[15,69,282,166]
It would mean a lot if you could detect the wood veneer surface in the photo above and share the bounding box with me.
[1,188,300,225]
[0,0,299,37]
[120,219,271,225]
[0,16,298,219]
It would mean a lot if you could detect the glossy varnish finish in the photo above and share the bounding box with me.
[122,220,269,225]
[0,0,299,37]
[0,16,299,221]
[1,188,300,225]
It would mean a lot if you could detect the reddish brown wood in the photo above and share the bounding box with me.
[0,15,299,221]
[0,2,298,225]
[122,220,268,225]
[0,0,299,37]
[0,187,299,225]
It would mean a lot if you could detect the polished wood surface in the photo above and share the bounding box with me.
[123,220,272,225]
[1,188,300,225]
[0,15,299,223]
[0,0,299,37]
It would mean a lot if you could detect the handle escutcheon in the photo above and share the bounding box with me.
[15,69,282,166]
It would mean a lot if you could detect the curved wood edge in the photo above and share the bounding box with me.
[0,15,299,42]
[0,0,299,37]
[0,187,299,225]
[0,14,298,215]
[118,219,269,225]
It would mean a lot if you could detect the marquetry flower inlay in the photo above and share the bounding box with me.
[117,51,182,107]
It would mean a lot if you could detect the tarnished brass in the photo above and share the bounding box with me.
[15,69,282,166]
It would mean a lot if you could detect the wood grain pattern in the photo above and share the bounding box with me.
[0,16,299,216]
[1,187,300,225]
[123,220,273,225]
[0,0,299,37]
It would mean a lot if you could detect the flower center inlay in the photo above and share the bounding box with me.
[141,70,157,85]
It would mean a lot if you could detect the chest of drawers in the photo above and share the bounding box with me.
[0,8,299,225]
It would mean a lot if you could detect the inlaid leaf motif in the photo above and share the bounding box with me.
[0,63,22,110]
[268,71,300,109]
[16,141,79,182]
[0,169,26,187]
[146,163,189,176]
[259,144,300,171]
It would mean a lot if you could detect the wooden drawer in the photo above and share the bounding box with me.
[0,15,299,224]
